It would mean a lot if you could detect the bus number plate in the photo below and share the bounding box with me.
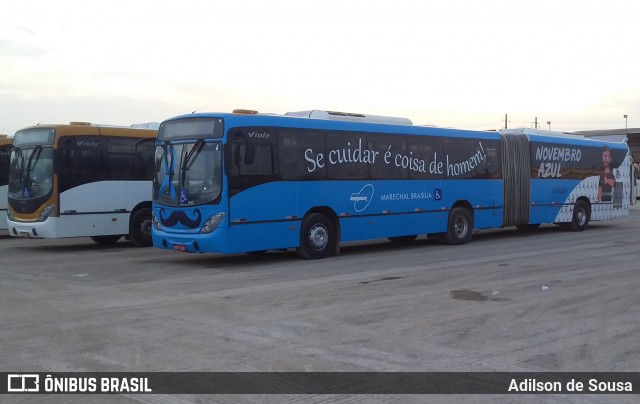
[173,244,187,252]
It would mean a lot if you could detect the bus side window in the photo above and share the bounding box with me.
[229,131,274,177]
[58,136,104,192]
[244,144,255,165]
[365,134,407,180]
[227,129,278,195]
[231,131,246,167]
[279,129,325,180]
[481,140,502,179]
[324,132,368,180]
[443,138,489,179]
[106,137,143,180]
[231,142,255,166]
[133,140,155,179]
[406,136,442,180]
[233,143,243,166]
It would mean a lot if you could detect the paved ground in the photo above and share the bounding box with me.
[1,205,639,403]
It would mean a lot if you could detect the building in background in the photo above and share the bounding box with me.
[577,128,640,162]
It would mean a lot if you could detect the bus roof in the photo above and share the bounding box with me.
[284,110,413,126]
[160,110,630,149]
[500,128,628,150]
[500,128,584,138]
[163,110,500,140]
[17,121,159,130]
[130,122,161,130]
[13,122,157,145]
[15,122,158,134]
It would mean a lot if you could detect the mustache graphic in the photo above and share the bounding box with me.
[159,208,202,228]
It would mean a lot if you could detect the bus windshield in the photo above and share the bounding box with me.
[153,141,222,206]
[9,146,54,200]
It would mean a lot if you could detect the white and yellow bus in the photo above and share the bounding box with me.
[7,122,157,246]
[0,135,12,230]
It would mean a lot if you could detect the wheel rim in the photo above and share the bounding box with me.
[454,216,468,238]
[140,218,152,237]
[308,223,328,251]
[576,208,586,226]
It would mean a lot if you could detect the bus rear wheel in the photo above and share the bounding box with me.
[297,213,336,260]
[568,200,590,232]
[443,207,473,245]
[90,235,121,245]
[129,207,152,247]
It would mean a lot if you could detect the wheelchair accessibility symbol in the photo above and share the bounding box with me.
[179,188,189,204]
[350,184,374,212]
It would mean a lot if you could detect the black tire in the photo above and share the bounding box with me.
[297,213,336,259]
[90,235,121,245]
[568,200,590,232]
[129,207,152,247]
[387,235,418,243]
[443,207,473,245]
[516,224,541,232]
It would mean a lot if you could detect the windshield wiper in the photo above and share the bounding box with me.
[163,143,174,176]
[184,139,205,171]
[24,145,43,187]
[180,139,205,188]
[158,142,177,201]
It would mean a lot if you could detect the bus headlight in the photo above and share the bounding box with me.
[201,212,225,234]
[152,212,162,230]
[37,204,56,222]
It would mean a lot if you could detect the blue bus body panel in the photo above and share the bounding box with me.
[154,177,504,254]
[529,179,583,223]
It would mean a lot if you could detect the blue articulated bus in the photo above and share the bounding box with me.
[151,110,631,259]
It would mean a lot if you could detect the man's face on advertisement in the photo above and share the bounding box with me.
[603,150,612,168]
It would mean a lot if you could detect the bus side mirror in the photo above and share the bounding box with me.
[155,154,163,171]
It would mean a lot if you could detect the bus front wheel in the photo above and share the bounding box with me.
[297,213,336,260]
[443,207,473,245]
[129,207,152,247]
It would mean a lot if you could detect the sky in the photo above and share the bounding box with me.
[1,0,639,137]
